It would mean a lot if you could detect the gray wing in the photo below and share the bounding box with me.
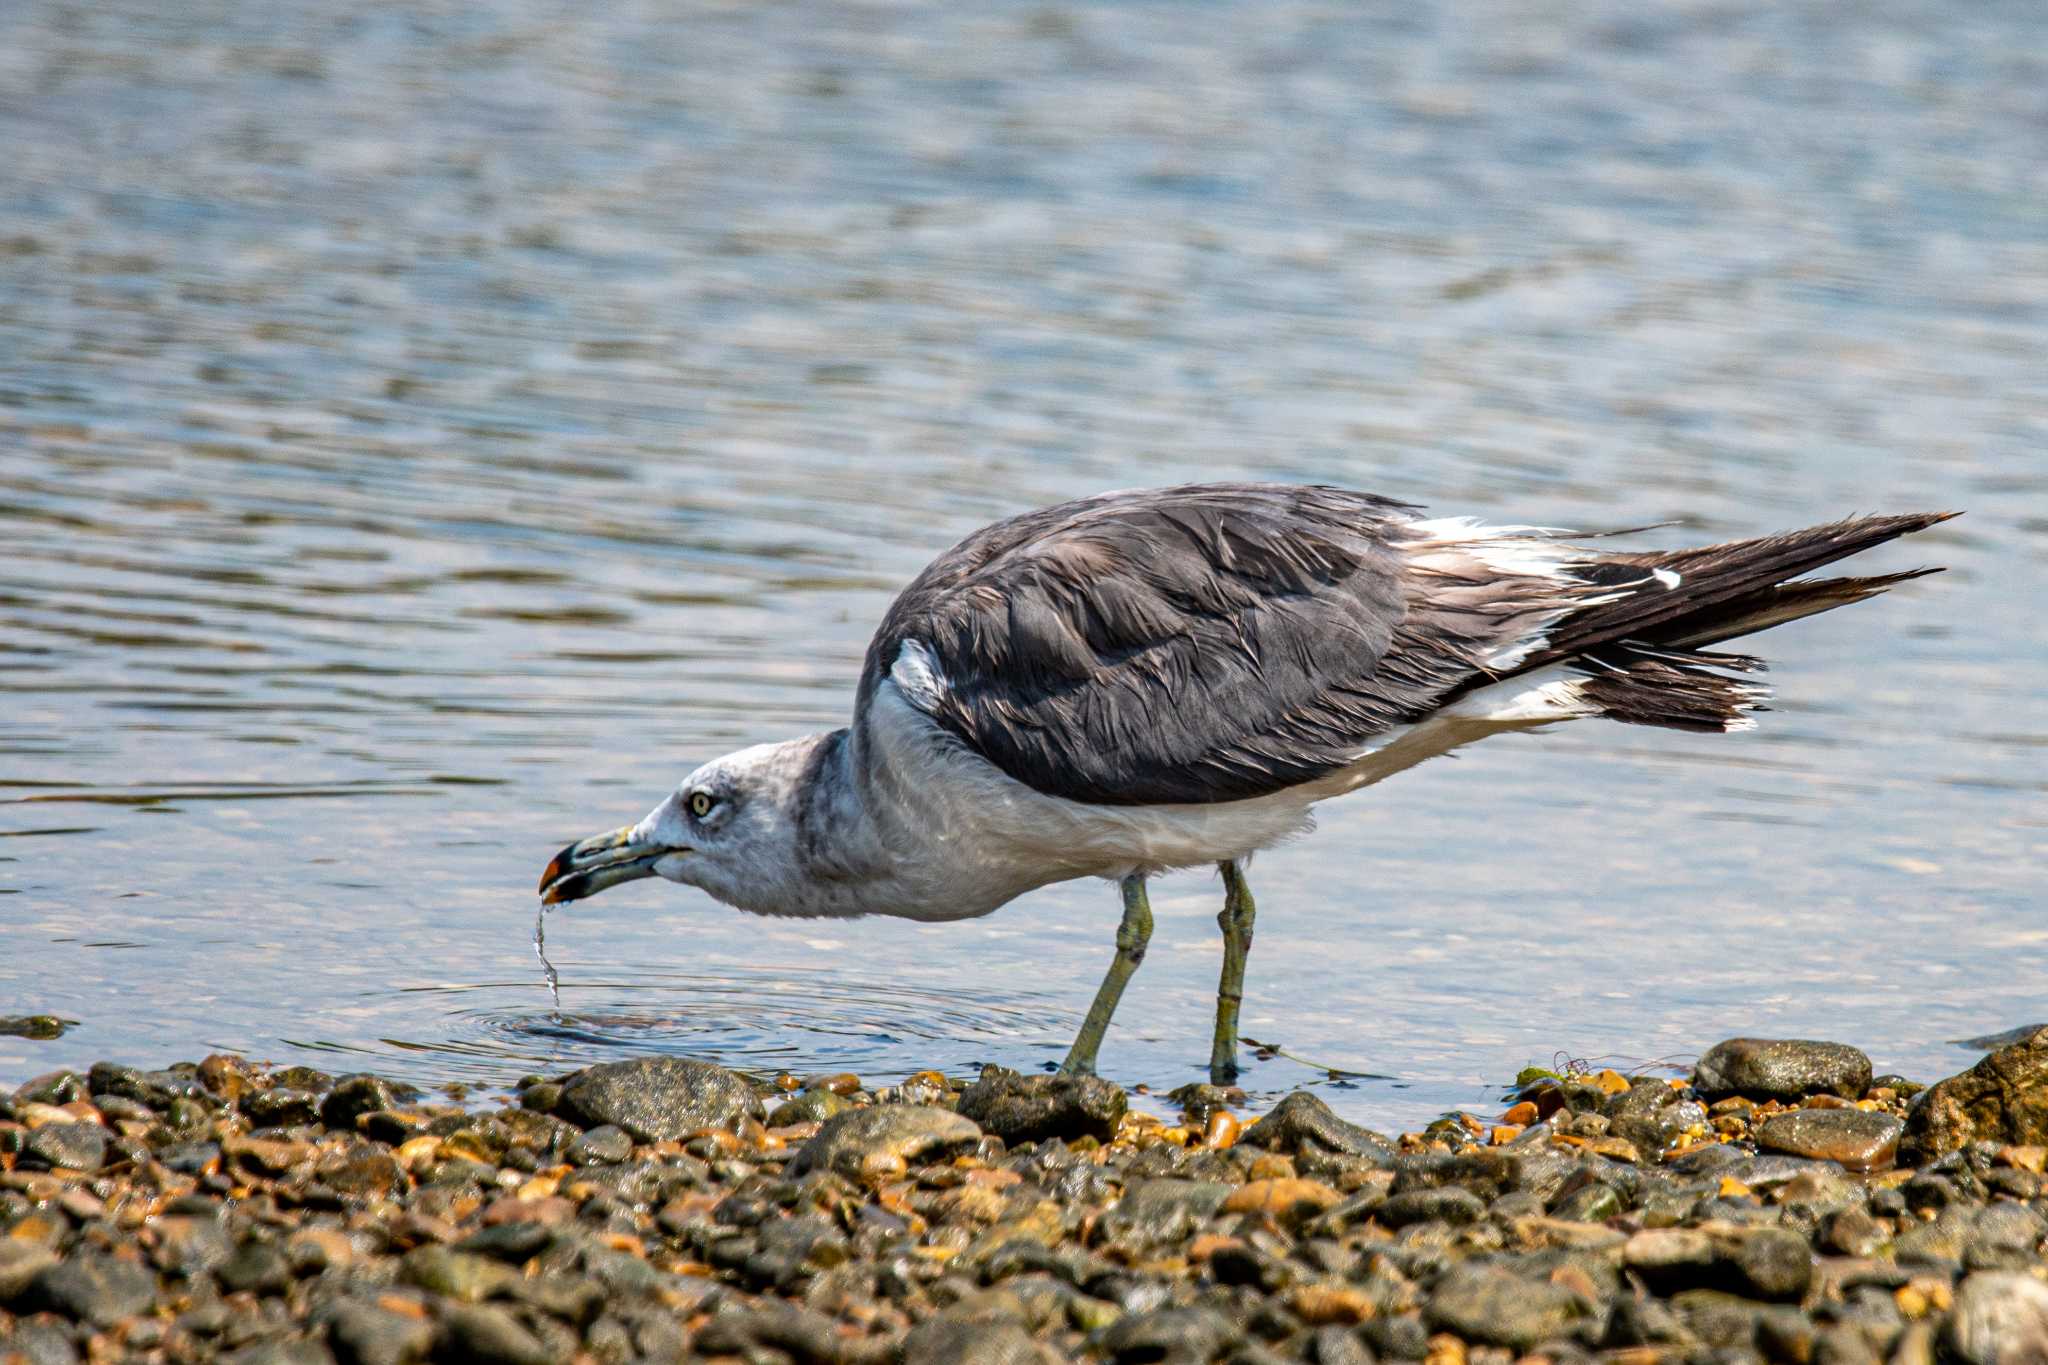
[856,483,1580,806]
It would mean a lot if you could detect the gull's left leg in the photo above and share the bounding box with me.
[1058,875,1153,1078]
[1208,859,1257,1085]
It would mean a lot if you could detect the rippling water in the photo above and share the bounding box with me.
[1,0,2043,1129]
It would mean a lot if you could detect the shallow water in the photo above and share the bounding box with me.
[1,0,2043,1130]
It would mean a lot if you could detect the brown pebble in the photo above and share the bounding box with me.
[1285,1283,1373,1324]
[1203,1110,1241,1149]
[1222,1177,1342,1222]
[1500,1101,1539,1126]
[1244,1153,1296,1181]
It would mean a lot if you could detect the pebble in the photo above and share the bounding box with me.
[553,1056,764,1142]
[1694,1037,1874,1102]
[956,1065,1127,1143]
[1754,1107,1905,1170]
[1425,1264,1594,1350]
[0,1041,2037,1360]
[19,1122,105,1173]
[1943,1271,2048,1365]
[1902,1026,2048,1164]
[786,1103,981,1179]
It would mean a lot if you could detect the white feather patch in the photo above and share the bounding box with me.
[890,639,951,714]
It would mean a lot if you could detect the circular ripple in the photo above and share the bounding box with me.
[347,966,1069,1097]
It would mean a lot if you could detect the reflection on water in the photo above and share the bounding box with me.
[0,0,2043,1129]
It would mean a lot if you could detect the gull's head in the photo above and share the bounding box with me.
[538,738,819,913]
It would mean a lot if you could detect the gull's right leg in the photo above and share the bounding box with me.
[1057,875,1153,1078]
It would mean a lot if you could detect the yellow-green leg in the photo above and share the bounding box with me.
[1209,860,1257,1085]
[1058,875,1153,1078]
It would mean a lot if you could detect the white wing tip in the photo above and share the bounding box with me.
[1652,568,1682,589]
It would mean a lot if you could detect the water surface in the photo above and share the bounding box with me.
[1,0,2043,1129]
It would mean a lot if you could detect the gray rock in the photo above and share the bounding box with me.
[398,1246,516,1303]
[320,1075,400,1131]
[149,1219,235,1285]
[1902,1026,2048,1165]
[21,1122,106,1173]
[555,1057,763,1141]
[1944,1272,2048,1365]
[1237,1091,1396,1164]
[766,1087,854,1127]
[1090,1179,1237,1261]
[221,1339,336,1365]
[786,1103,980,1179]
[956,1065,1126,1143]
[1426,1264,1593,1350]
[0,1241,60,1302]
[435,1304,553,1365]
[27,1252,159,1327]
[564,1124,633,1165]
[1376,1186,1486,1228]
[1096,1306,1243,1363]
[1694,1038,1872,1102]
[241,1087,322,1127]
[1605,1082,1708,1156]
[0,1322,79,1365]
[217,1240,292,1296]
[1753,1108,1902,1171]
[904,1319,1058,1365]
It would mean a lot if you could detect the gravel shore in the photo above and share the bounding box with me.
[6,1031,2048,1363]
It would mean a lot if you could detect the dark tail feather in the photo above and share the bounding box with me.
[1572,644,1771,733]
[1541,510,1957,669]
[1654,567,1945,651]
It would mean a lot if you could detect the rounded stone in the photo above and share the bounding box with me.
[1944,1271,2048,1365]
[555,1058,764,1142]
[21,1121,106,1173]
[786,1104,981,1180]
[1693,1038,1872,1102]
[1902,1027,2048,1165]
[1753,1108,1903,1171]
[956,1066,1127,1144]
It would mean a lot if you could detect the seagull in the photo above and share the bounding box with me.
[540,483,1951,1086]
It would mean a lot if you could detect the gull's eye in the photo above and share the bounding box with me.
[688,791,716,819]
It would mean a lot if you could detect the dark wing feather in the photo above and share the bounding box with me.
[857,484,1531,805]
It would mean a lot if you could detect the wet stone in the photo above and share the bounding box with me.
[318,1075,400,1131]
[1605,1080,1708,1155]
[957,1065,1127,1144]
[786,1103,980,1179]
[0,1322,78,1365]
[1238,1091,1397,1165]
[1426,1264,1595,1350]
[1753,1107,1903,1171]
[766,1087,853,1127]
[1376,1186,1485,1228]
[554,1057,763,1141]
[1095,1179,1235,1255]
[1902,1026,2048,1165]
[217,1240,292,1296]
[564,1123,633,1165]
[320,1299,436,1365]
[26,1252,159,1327]
[242,1087,323,1127]
[1944,1270,2048,1364]
[21,1122,106,1172]
[903,1318,1055,1365]
[0,1241,61,1300]
[13,1070,87,1107]
[1694,1038,1872,1102]
[436,1303,553,1365]
[1096,1306,1243,1363]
